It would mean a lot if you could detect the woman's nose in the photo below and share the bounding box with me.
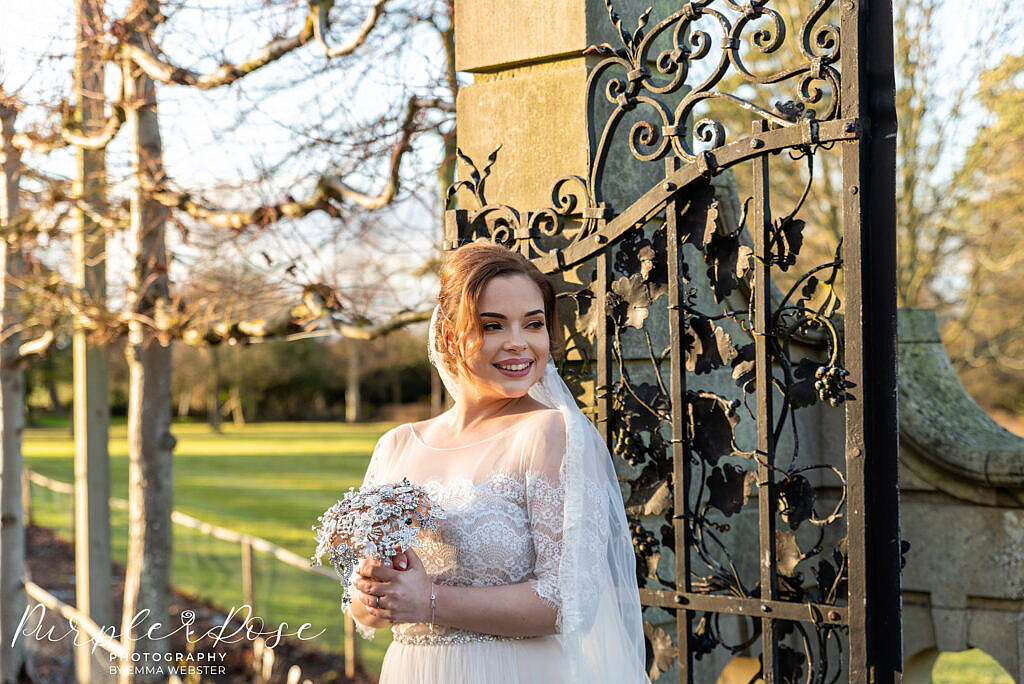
[506,327,527,349]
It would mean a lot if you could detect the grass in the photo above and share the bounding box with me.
[23,419,1014,682]
[933,649,1014,683]
[24,419,396,676]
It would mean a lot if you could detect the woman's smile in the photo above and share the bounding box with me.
[492,358,534,377]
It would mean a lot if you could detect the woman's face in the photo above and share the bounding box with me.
[456,274,550,400]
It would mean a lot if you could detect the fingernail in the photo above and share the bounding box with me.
[398,559,407,569]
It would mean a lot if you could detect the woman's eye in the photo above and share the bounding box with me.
[483,323,502,331]
[528,320,545,329]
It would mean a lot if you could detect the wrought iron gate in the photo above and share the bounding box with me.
[444,1,901,681]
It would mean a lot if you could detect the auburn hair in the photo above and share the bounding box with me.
[433,241,562,377]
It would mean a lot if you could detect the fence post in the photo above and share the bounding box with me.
[252,637,265,684]
[21,468,30,526]
[241,537,256,618]
[344,615,356,679]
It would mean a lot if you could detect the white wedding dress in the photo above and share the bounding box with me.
[350,409,573,683]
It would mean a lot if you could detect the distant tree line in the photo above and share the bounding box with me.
[24,327,432,424]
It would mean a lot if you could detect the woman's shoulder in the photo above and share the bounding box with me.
[374,423,413,453]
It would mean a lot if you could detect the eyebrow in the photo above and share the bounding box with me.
[480,309,544,319]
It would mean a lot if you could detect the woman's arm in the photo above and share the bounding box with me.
[433,581,557,637]
[353,549,559,637]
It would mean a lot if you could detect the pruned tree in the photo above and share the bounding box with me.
[117,4,176,680]
[0,95,29,684]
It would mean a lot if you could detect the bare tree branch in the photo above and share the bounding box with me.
[113,6,325,89]
[330,308,432,340]
[314,0,390,59]
[10,77,126,153]
[320,95,423,210]
[150,186,336,231]
[153,95,426,226]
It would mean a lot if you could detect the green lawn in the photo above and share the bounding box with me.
[933,649,1014,683]
[24,420,395,676]
[23,419,1013,682]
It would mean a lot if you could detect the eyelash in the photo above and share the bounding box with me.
[483,321,545,331]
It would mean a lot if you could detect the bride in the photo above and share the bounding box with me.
[346,241,650,683]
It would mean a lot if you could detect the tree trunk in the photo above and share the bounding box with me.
[345,339,361,422]
[208,345,221,432]
[0,100,27,684]
[176,388,191,417]
[228,386,245,426]
[72,2,113,681]
[119,5,176,682]
[431,5,456,418]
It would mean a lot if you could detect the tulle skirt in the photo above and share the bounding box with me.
[378,635,567,684]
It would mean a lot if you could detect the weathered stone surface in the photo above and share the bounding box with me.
[899,308,1024,496]
[455,0,671,73]
[455,61,590,211]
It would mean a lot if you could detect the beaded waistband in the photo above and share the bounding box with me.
[392,629,532,646]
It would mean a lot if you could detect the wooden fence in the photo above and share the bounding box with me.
[23,469,359,681]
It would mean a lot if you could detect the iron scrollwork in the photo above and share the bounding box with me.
[445,1,866,681]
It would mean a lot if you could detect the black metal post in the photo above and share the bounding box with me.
[840,0,902,681]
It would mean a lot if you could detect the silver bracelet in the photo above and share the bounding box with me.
[429,582,437,632]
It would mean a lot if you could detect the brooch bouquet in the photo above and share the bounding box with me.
[312,478,445,608]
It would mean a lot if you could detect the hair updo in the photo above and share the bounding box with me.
[433,241,562,378]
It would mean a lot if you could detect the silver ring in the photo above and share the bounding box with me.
[376,595,381,608]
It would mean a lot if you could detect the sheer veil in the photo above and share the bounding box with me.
[428,305,650,683]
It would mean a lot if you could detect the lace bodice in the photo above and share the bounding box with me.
[350,410,567,642]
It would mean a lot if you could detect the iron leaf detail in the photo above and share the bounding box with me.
[776,529,803,578]
[704,232,754,303]
[707,463,755,517]
[610,275,651,329]
[643,622,677,680]
[573,288,601,338]
[447,145,502,207]
[684,316,738,375]
[687,392,740,466]
[777,644,808,684]
[789,357,824,409]
[690,613,717,660]
[798,274,841,318]
[614,225,669,301]
[777,473,816,529]
[677,181,719,249]
[772,216,805,271]
[732,342,756,393]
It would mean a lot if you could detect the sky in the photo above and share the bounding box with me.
[1,0,449,318]
[0,0,1019,320]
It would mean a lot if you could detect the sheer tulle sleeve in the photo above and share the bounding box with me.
[524,411,568,630]
[346,428,397,640]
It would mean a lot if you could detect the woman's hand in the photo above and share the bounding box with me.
[352,548,432,624]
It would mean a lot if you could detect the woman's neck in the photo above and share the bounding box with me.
[445,392,531,435]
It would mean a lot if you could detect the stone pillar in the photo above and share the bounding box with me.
[455,0,670,212]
